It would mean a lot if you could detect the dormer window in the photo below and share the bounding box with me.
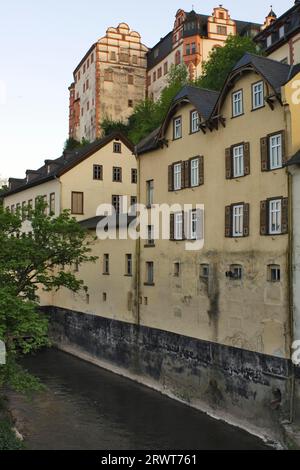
[252,81,264,110]
[173,117,182,140]
[232,90,243,117]
[190,110,200,134]
[279,25,285,39]
[267,35,272,48]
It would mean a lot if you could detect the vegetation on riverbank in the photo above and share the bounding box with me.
[0,397,24,450]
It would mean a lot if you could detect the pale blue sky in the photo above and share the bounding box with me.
[0,0,293,179]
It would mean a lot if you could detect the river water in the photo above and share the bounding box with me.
[9,349,270,450]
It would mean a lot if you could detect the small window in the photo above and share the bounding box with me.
[104,70,113,82]
[267,35,272,48]
[269,199,282,235]
[252,81,264,110]
[164,62,168,75]
[93,164,103,180]
[174,262,181,277]
[131,168,138,184]
[110,51,116,61]
[173,163,182,191]
[157,67,162,79]
[147,225,154,245]
[153,71,156,82]
[268,265,281,282]
[103,292,107,302]
[217,25,227,35]
[232,90,243,117]
[269,134,282,169]
[128,99,134,108]
[145,261,154,285]
[190,110,199,134]
[71,192,84,215]
[125,254,132,276]
[233,145,244,178]
[228,265,243,280]
[49,193,55,214]
[113,167,122,182]
[191,158,199,187]
[130,196,137,215]
[144,297,148,306]
[200,264,210,279]
[232,204,244,237]
[103,254,110,275]
[279,25,285,38]
[113,142,122,153]
[174,212,183,240]
[146,180,154,206]
[128,75,134,85]
[112,195,121,213]
[190,210,198,240]
[132,55,138,64]
[173,117,182,140]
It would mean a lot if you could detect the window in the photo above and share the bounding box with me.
[153,71,156,82]
[228,265,243,280]
[22,201,27,220]
[112,195,121,213]
[191,158,199,187]
[174,212,183,240]
[87,101,90,111]
[91,53,94,63]
[146,180,154,206]
[232,90,243,117]
[279,25,285,38]
[233,145,244,178]
[145,262,154,285]
[86,79,89,90]
[157,68,162,79]
[217,25,227,35]
[269,134,282,169]
[232,204,244,237]
[128,99,134,108]
[267,35,272,48]
[200,264,210,279]
[113,167,122,182]
[104,70,113,81]
[186,44,191,55]
[175,50,181,65]
[173,117,182,140]
[120,52,129,63]
[110,51,116,61]
[164,62,168,75]
[125,254,132,276]
[191,42,196,54]
[147,225,154,245]
[174,163,182,191]
[190,110,199,133]
[93,164,103,180]
[128,75,134,85]
[113,142,122,153]
[268,265,281,282]
[71,192,84,215]
[269,199,282,235]
[174,262,180,277]
[131,168,138,184]
[130,196,137,215]
[49,193,55,214]
[103,292,107,302]
[252,81,264,109]
[190,210,198,240]
[132,55,138,64]
[103,254,110,275]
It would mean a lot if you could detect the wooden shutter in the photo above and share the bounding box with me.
[281,131,287,164]
[72,192,83,214]
[243,203,250,237]
[168,165,173,191]
[244,143,250,176]
[181,161,185,189]
[281,197,288,234]
[260,200,268,235]
[261,137,269,171]
[225,147,232,179]
[182,210,186,240]
[199,156,204,186]
[170,214,175,240]
[225,205,232,237]
[184,160,190,188]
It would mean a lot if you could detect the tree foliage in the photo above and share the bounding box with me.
[64,137,91,152]
[0,200,97,390]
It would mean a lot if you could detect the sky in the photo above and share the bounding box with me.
[0,0,293,179]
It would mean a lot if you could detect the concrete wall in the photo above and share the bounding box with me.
[47,306,293,443]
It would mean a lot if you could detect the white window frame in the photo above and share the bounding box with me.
[174,212,183,240]
[174,117,182,140]
[174,163,182,191]
[269,199,282,235]
[190,158,199,187]
[252,81,264,109]
[232,204,244,237]
[146,180,154,206]
[232,90,243,117]
[269,134,282,170]
[233,145,244,178]
[191,111,199,133]
[279,25,285,38]
[267,35,272,48]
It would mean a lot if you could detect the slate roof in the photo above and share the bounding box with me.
[255,1,300,46]
[231,52,292,93]
[173,85,219,120]
[2,132,134,198]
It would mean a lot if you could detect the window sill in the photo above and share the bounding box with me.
[251,105,265,112]
[102,273,110,276]
[144,282,155,287]
[124,274,133,277]
[144,244,156,248]
[231,113,244,119]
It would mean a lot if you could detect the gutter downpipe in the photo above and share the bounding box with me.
[134,146,141,327]
[288,169,295,424]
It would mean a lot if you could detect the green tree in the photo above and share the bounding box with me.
[101,118,130,137]
[64,137,91,152]
[0,200,97,392]
[195,35,260,91]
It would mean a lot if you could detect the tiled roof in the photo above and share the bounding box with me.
[2,132,134,198]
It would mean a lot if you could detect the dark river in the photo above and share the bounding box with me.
[9,349,270,450]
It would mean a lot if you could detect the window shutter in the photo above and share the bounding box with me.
[182,210,186,240]
[225,205,232,237]
[199,156,204,186]
[243,203,250,237]
[260,200,268,235]
[281,131,287,164]
[181,161,185,189]
[170,214,175,240]
[281,197,288,234]
[168,165,173,191]
[261,137,269,171]
[184,160,190,188]
[244,143,250,176]
[225,147,232,179]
